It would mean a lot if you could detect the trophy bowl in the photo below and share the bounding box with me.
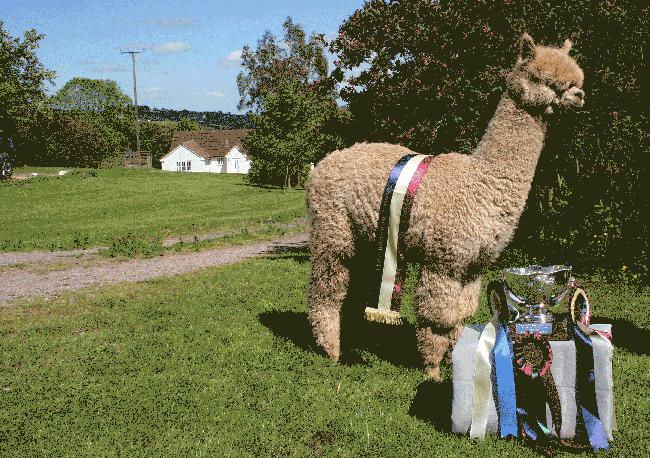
[502,265,573,334]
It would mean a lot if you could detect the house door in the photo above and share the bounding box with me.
[233,159,240,172]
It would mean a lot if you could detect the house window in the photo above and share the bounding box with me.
[216,157,223,166]
[176,161,191,172]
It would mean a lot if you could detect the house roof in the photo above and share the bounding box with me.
[168,129,251,160]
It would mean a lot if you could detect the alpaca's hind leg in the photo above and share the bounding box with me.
[307,231,353,362]
[415,271,481,381]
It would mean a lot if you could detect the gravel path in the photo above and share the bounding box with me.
[0,248,101,267]
[0,219,308,266]
[0,232,309,306]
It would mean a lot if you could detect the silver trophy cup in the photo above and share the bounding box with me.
[502,265,573,334]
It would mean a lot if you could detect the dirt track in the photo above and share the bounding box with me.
[0,232,309,306]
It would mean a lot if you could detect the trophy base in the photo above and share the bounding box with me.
[515,322,552,334]
[509,315,571,340]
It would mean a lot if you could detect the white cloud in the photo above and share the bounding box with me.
[140,58,160,66]
[220,49,242,68]
[90,64,128,73]
[153,42,191,54]
[119,43,153,51]
[145,18,194,28]
[145,87,162,93]
[206,91,225,98]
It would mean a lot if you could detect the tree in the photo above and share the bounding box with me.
[176,117,199,131]
[140,121,174,168]
[0,21,55,163]
[43,112,120,167]
[332,0,648,278]
[238,18,350,188]
[245,81,348,188]
[48,78,134,163]
[49,77,133,136]
[237,17,329,111]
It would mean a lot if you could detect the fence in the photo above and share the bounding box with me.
[124,151,152,168]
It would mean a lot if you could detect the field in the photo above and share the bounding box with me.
[1,167,647,456]
[0,169,305,252]
[1,250,648,456]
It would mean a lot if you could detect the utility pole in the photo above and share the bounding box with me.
[121,50,143,153]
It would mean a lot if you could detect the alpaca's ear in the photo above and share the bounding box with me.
[519,33,536,60]
[562,39,573,53]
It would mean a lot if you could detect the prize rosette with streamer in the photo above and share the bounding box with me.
[459,265,612,451]
[513,332,553,379]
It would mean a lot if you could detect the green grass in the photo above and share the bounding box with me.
[1,254,647,456]
[98,222,308,258]
[0,169,305,252]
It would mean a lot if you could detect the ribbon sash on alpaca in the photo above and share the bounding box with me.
[366,154,433,323]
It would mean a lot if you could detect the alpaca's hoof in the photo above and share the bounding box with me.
[425,366,442,382]
[322,343,340,363]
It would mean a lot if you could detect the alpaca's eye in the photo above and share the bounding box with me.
[549,82,568,94]
[527,72,541,83]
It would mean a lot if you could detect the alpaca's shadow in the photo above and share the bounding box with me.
[262,240,310,264]
[258,310,421,369]
[592,316,650,356]
[259,311,318,354]
[408,379,453,432]
[235,182,306,191]
[234,182,283,190]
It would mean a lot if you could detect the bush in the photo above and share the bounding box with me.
[333,0,648,281]
[102,233,164,258]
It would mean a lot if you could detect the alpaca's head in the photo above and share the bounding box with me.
[507,33,585,115]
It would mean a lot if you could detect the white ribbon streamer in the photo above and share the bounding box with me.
[376,154,428,310]
[469,320,497,439]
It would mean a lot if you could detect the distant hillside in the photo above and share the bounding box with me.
[139,106,254,130]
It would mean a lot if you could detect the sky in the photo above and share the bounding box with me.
[1,0,366,113]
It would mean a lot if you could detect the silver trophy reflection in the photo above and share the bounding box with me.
[500,265,574,334]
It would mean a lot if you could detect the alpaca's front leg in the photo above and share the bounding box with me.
[415,271,481,381]
[308,251,350,362]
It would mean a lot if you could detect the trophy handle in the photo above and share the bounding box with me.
[487,280,518,323]
[569,285,591,326]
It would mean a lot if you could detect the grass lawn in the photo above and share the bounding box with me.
[0,169,305,252]
[1,251,647,456]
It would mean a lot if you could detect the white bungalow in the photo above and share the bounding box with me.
[160,129,252,173]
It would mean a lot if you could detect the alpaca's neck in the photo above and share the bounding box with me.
[471,94,548,232]
[473,93,547,210]
[473,94,547,173]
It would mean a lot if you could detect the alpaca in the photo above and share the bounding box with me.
[307,34,585,381]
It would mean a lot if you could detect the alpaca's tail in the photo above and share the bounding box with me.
[364,307,402,325]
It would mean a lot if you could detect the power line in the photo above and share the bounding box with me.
[121,49,143,153]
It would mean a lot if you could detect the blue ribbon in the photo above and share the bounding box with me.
[493,323,518,438]
[572,324,610,451]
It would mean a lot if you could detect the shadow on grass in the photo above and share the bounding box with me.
[408,379,453,432]
[235,182,306,191]
[263,242,310,264]
[592,316,650,356]
[259,311,319,354]
[259,309,421,370]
